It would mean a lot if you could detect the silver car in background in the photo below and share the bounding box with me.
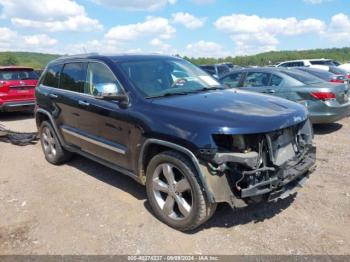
[219,68,350,124]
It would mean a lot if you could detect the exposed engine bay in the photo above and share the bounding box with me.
[205,120,316,205]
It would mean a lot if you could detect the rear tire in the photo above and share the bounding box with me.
[146,150,216,231]
[39,121,73,165]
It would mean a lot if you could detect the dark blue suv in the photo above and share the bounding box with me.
[35,54,316,231]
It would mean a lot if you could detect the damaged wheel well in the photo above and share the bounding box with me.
[140,143,193,181]
[35,112,50,129]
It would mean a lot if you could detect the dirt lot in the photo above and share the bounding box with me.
[0,111,349,255]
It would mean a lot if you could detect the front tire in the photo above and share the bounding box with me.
[146,150,216,231]
[39,121,73,165]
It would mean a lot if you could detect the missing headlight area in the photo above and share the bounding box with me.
[210,120,315,202]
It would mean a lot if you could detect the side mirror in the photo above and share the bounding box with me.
[93,83,127,101]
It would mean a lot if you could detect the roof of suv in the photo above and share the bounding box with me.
[52,53,179,64]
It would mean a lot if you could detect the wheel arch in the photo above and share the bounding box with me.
[35,108,65,146]
[138,138,214,203]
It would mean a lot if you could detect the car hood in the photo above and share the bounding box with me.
[148,89,308,135]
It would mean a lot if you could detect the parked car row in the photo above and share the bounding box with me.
[219,67,350,124]
[0,54,347,231]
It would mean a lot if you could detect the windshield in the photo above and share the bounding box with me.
[282,69,324,85]
[0,70,38,80]
[118,58,222,98]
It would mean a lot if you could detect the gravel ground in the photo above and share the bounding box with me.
[0,111,349,255]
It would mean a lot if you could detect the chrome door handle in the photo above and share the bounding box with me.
[78,100,90,106]
[49,93,58,99]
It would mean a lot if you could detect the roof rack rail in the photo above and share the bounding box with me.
[55,53,99,60]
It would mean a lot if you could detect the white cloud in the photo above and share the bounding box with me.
[105,17,176,41]
[231,33,278,55]
[12,16,103,32]
[0,27,57,52]
[172,12,206,29]
[0,0,102,32]
[185,40,229,57]
[215,14,325,36]
[91,0,176,11]
[23,34,57,46]
[215,14,325,55]
[325,13,350,43]
[0,0,85,20]
[150,38,170,51]
[67,16,177,55]
[303,0,332,4]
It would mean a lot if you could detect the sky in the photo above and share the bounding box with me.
[0,0,349,57]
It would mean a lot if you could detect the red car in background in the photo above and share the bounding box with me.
[0,66,38,112]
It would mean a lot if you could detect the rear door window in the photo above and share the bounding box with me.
[60,63,87,93]
[270,74,283,87]
[243,72,271,87]
[221,72,243,88]
[42,64,62,88]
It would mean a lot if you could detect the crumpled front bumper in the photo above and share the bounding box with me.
[199,145,316,208]
[240,145,316,199]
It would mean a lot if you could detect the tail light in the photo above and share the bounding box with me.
[347,74,350,80]
[329,77,344,84]
[311,92,336,101]
[0,81,5,88]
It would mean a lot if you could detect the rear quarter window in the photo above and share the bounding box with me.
[42,64,62,88]
[270,74,283,86]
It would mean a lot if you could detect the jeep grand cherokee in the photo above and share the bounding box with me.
[35,54,316,231]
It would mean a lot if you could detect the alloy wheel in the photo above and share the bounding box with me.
[151,163,193,220]
[42,126,57,158]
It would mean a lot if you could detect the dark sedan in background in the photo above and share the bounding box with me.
[219,68,350,124]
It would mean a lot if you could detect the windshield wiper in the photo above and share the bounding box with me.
[186,86,225,93]
[146,92,189,99]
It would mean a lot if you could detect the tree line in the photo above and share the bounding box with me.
[183,47,350,66]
